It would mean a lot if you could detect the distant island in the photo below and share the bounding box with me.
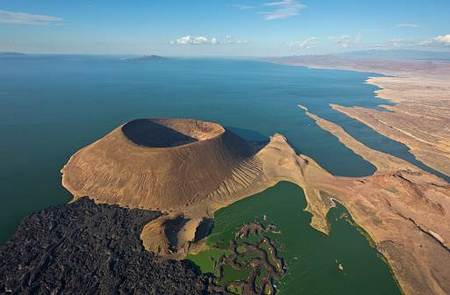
[123,54,168,61]
[0,52,26,56]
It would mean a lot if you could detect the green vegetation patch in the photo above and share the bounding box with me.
[220,264,251,284]
[187,248,229,274]
[189,221,285,293]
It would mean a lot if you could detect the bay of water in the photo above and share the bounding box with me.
[0,55,438,293]
[190,182,400,294]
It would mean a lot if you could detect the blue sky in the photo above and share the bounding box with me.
[0,0,449,56]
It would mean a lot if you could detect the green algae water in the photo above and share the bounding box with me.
[189,182,400,294]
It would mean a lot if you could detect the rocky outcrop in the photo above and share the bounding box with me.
[0,198,224,294]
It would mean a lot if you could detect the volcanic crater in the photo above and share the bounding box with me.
[61,118,260,211]
[121,118,223,148]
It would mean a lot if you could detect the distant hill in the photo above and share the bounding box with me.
[0,52,26,56]
[124,55,168,61]
[338,49,450,61]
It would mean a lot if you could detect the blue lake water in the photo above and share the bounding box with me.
[0,55,446,293]
[1,55,446,242]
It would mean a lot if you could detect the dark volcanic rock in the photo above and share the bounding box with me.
[0,198,222,294]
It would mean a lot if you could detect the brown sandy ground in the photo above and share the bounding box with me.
[331,75,450,177]
[62,116,450,295]
[269,55,450,178]
[297,106,450,295]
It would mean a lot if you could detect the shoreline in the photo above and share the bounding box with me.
[296,108,450,295]
[60,112,450,294]
[268,56,450,180]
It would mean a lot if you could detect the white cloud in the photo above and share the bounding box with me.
[223,35,248,44]
[330,34,362,48]
[291,37,319,49]
[231,4,254,10]
[433,34,450,45]
[420,34,450,47]
[0,9,62,25]
[336,35,352,48]
[386,38,409,47]
[370,38,429,50]
[171,35,218,45]
[261,0,306,20]
[396,23,419,28]
[171,35,247,45]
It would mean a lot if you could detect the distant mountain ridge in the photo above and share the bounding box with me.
[338,49,450,61]
[0,52,26,56]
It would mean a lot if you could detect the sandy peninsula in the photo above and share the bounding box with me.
[269,55,450,178]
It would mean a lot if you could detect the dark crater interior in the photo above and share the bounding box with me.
[194,218,214,242]
[164,216,190,253]
[0,198,225,294]
[122,119,197,147]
